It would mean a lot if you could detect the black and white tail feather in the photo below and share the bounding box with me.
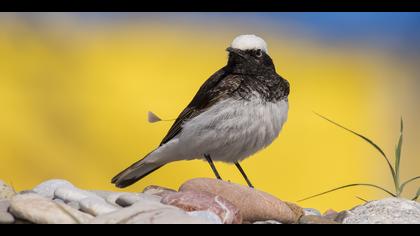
[111,152,160,188]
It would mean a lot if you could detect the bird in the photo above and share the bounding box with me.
[112,34,290,189]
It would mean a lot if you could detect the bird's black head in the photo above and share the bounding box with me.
[225,34,275,75]
[226,47,275,75]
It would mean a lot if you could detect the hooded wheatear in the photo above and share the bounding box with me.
[112,34,290,188]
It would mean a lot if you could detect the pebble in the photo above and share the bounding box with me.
[79,197,119,216]
[124,208,217,224]
[0,200,10,211]
[13,218,33,224]
[323,209,339,220]
[91,199,215,224]
[180,178,301,224]
[285,201,305,220]
[161,190,242,224]
[334,210,350,223]
[89,191,126,206]
[0,212,15,224]
[299,215,340,224]
[116,193,142,207]
[54,187,102,203]
[143,185,177,198]
[116,193,161,207]
[253,220,282,224]
[0,199,14,224]
[89,190,115,200]
[186,211,223,224]
[304,208,321,216]
[0,200,14,224]
[9,193,93,224]
[33,179,74,198]
[19,190,36,195]
[0,180,15,200]
[342,197,420,224]
[54,198,80,210]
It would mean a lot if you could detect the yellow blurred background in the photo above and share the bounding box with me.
[1,13,419,212]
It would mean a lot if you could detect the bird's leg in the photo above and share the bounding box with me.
[204,154,222,180]
[235,162,254,188]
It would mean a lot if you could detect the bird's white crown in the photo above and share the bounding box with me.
[230,34,268,54]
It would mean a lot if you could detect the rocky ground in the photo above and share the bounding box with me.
[1,179,419,224]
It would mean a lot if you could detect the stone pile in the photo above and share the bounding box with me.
[1,179,419,224]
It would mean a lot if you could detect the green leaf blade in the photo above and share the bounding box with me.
[298,183,396,202]
[395,118,403,195]
[413,188,420,201]
[400,117,404,133]
[355,196,369,203]
[400,176,420,193]
[314,112,396,180]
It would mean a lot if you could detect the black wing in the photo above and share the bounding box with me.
[159,67,242,146]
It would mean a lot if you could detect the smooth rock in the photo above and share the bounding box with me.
[143,185,177,198]
[79,197,119,216]
[116,193,161,208]
[253,220,282,224]
[53,198,79,210]
[90,191,126,206]
[9,193,94,224]
[89,190,114,200]
[19,190,36,195]
[179,178,301,223]
[0,212,15,224]
[122,209,216,224]
[54,187,102,203]
[92,200,214,224]
[0,180,15,200]
[161,191,242,224]
[55,202,94,223]
[304,208,321,216]
[91,200,173,223]
[67,201,81,210]
[0,200,14,224]
[116,194,140,207]
[187,211,223,224]
[33,179,74,198]
[13,218,33,224]
[334,210,350,223]
[285,202,305,220]
[89,190,125,206]
[342,197,420,224]
[0,200,10,211]
[323,209,339,221]
[53,198,65,204]
[299,215,340,224]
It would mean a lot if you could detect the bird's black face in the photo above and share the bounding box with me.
[226,47,275,74]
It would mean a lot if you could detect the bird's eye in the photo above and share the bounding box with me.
[255,49,263,57]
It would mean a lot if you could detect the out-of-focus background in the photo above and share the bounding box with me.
[1,12,419,212]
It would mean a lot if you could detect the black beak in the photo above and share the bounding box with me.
[226,47,247,59]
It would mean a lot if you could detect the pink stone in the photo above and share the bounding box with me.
[179,178,302,224]
[142,185,177,198]
[161,190,242,224]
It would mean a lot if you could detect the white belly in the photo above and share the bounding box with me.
[175,97,289,163]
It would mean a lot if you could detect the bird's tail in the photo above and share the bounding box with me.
[111,150,165,188]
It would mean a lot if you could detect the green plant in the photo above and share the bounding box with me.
[299,113,420,202]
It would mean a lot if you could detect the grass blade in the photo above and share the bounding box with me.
[395,118,403,195]
[298,183,396,202]
[314,112,396,180]
[400,176,420,193]
[355,196,369,203]
[412,188,420,201]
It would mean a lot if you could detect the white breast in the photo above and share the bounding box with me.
[175,97,289,163]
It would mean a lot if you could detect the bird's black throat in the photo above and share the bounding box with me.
[226,49,290,103]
